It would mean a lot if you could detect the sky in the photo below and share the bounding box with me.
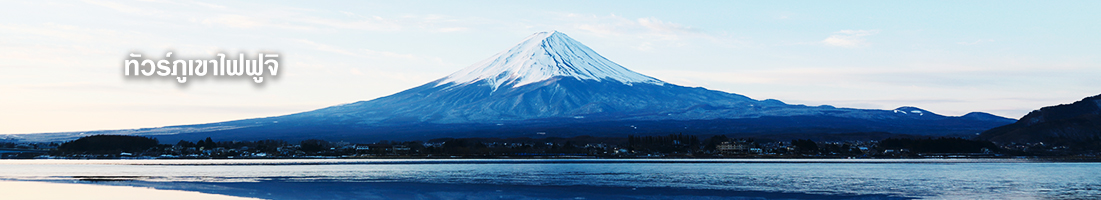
[1,1,1099,134]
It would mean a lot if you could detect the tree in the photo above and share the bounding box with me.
[300,139,328,152]
[57,135,159,154]
[204,137,216,149]
[792,139,818,154]
[176,140,195,147]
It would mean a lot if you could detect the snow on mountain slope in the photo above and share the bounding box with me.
[436,31,664,90]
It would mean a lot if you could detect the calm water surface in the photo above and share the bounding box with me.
[0,159,1097,199]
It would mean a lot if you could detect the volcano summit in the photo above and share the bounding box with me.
[11,31,1015,143]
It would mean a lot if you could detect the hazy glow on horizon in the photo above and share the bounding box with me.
[1,1,1099,134]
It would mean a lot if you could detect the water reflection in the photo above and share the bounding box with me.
[0,159,1096,199]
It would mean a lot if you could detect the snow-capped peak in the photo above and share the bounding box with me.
[436,31,664,89]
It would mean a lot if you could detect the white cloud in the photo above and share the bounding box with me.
[555,14,693,37]
[296,39,358,57]
[201,11,401,31]
[185,0,226,9]
[637,17,696,33]
[558,13,637,37]
[822,29,879,47]
[294,39,450,66]
[635,42,653,51]
[81,0,161,16]
[296,11,402,31]
[958,39,994,45]
[551,13,739,50]
[82,1,458,32]
[202,15,265,28]
[436,27,468,32]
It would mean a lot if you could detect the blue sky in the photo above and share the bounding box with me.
[1,0,1099,134]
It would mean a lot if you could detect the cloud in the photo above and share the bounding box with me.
[550,13,742,50]
[559,14,699,39]
[558,13,635,37]
[295,12,402,31]
[635,42,654,51]
[822,29,879,47]
[0,23,157,69]
[82,1,458,32]
[202,15,265,28]
[200,10,478,33]
[81,0,161,16]
[294,39,450,66]
[184,0,226,9]
[436,27,468,32]
[199,11,399,31]
[637,17,696,33]
[295,39,358,57]
[958,39,994,45]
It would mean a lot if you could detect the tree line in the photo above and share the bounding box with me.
[46,134,1022,158]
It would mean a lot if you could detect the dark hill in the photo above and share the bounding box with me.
[977,94,1101,150]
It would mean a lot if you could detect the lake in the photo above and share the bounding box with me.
[0,159,1097,199]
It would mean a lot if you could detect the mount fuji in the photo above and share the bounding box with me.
[9,31,1015,143]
